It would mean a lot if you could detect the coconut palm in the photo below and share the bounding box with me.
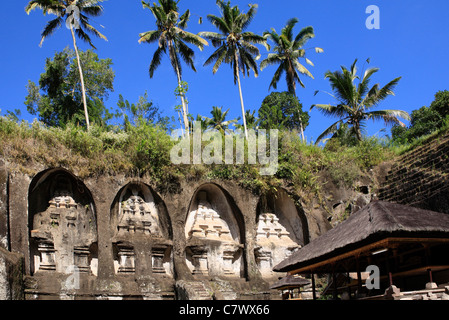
[26,0,108,131]
[311,59,410,144]
[139,0,208,137]
[204,106,237,134]
[261,18,323,142]
[199,0,267,140]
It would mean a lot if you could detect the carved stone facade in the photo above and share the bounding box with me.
[254,190,307,278]
[1,165,320,300]
[255,213,300,277]
[185,190,243,278]
[111,183,173,277]
[30,173,97,275]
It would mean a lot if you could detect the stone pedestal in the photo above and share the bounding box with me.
[255,247,272,274]
[152,246,168,274]
[74,246,90,273]
[222,244,240,276]
[37,241,56,271]
[117,245,136,274]
[190,247,209,276]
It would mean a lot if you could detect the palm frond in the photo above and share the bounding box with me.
[149,46,165,78]
[293,25,314,48]
[139,30,161,44]
[315,120,344,145]
[39,16,63,46]
[260,53,281,71]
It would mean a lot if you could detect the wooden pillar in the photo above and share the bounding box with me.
[332,264,338,300]
[356,255,362,294]
[427,268,433,283]
[385,250,393,286]
[311,273,316,300]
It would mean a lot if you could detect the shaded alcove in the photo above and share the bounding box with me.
[185,183,246,279]
[255,188,309,277]
[110,182,173,276]
[28,169,98,275]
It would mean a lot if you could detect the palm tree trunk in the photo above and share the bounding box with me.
[355,121,363,141]
[70,25,90,131]
[235,54,248,140]
[292,91,306,143]
[175,70,190,138]
[170,41,190,138]
[299,118,305,143]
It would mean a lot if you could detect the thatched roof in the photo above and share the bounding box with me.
[274,201,449,273]
[270,275,310,290]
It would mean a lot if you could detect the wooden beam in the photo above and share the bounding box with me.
[289,237,449,275]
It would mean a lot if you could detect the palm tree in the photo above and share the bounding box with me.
[139,0,208,137]
[311,59,410,144]
[204,106,237,134]
[261,18,323,142]
[199,0,267,140]
[26,0,108,131]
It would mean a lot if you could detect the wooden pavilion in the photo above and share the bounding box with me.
[273,201,449,300]
[270,274,310,300]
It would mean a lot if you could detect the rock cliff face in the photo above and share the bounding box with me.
[378,132,449,213]
[4,130,447,300]
[0,162,336,300]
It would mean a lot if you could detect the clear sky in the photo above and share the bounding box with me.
[1,1,449,143]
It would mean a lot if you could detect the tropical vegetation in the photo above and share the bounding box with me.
[26,0,108,131]
[139,0,208,137]
[2,0,446,194]
[311,59,410,144]
[199,0,267,140]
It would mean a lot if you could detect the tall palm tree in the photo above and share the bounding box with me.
[139,0,208,137]
[199,0,267,140]
[261,18,323,142]
[204,106,237,134]
[311,59,410,144]
[26,0,108,131]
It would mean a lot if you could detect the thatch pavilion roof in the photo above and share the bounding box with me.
[269,275,310,290]
[274,201,449,273]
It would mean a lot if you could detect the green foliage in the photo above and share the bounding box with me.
[312,59,409,144]
[261,18,322,93]
[391,90,449,144]
[258,92,309,131]
[25,48,115,128]
[116,91,171,131]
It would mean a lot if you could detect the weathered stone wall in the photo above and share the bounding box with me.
[378,132,449,213]
[0,247,23,300]
[0,160,8,250]
[0,164,332,300]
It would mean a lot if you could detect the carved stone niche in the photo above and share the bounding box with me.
[29,171,97,275]
[35,239,57,272]
[254,246,272,275]
[115,243,136,274]
[115,185,162,238]
[255,213,300,277]
[185,189,243,277]
[186,245,209,276]
[222,243,242,276]
[151,244,171,275]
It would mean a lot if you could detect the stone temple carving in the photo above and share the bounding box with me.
[112,184,172,276]
[185,191,242,277]
[255,213,300,277]
[30,174,97,275]
[116,188,162,237]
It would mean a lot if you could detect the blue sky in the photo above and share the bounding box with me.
[1,1,448,143]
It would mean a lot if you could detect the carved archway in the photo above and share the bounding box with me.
[255,188,309,277]
[185,183,246,278]
[28,169,97,276]
[110,182,173,276]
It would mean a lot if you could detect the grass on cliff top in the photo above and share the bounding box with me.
[0,117,395,196]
